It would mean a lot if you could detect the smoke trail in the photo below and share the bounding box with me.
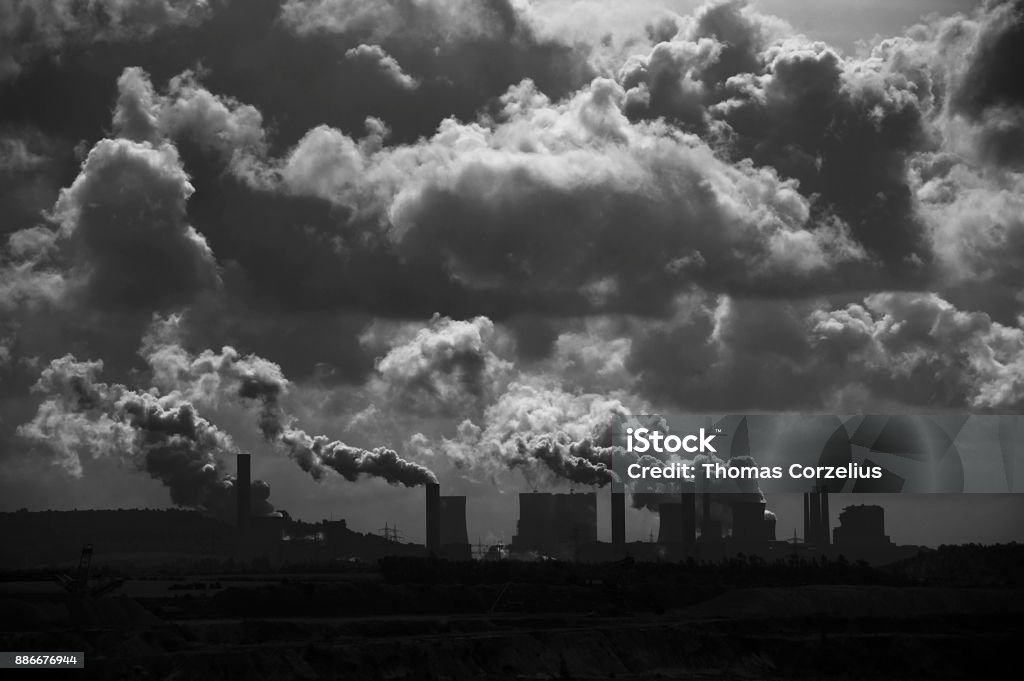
[142,325,438,486]
[236,372,286,440]
[434,383,635,486]
[508,436,616,486]
[280,426,438,487]
[142,321,290,440]
[18,354,277,513]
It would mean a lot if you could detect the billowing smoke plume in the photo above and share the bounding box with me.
[280,426,437,487]
[427,383,639,486]
[141,317,438,487]
[17,354,275,515]
[143,317,290,439]
[510,436,617,487]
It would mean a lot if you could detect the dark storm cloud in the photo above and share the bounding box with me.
[616,0,1024,286]
[52,139,222,310]
[265,78,869,312]
[620,0,786,126]
[7,0,1013,336]
[99,63,870,320]
[621,289,1024,412]
[279,0,593,104]
[112,66,268,161]
[946,0,1024,167]
[619,1,936,273]
[627,294,835,411]
[0,127,71,240]
[2,136,221,320]
[810,292,1024,411]
[0,0,210,81]
[716,39,931,270]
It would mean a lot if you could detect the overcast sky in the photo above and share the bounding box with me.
[1,0,1022,547]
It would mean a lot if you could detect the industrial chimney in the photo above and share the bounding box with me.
[611,482,625,546]
[425,482,441,553]
[819,485,830,547]
[682,489,695,548]
[808,489,821,544]
[803,492,810,543]
[804,486,830,547]
[701,486,713,540]
[236,453,251,530]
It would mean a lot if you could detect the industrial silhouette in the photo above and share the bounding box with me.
[0,451,933,569]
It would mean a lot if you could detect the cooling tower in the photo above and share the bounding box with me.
[731,500,766,544]
[515,491,597,556]
[439,495,469,546]
[803,492,810,542]
[425,482,441,553]
[236,453,251,530]
[657,503,682,544]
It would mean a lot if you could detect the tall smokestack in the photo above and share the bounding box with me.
[611,483,625,546]
[808,489,821,546]
[681,489,695,548]
[701,489,712,540]
[426,482,440,553]
[803,492,810,544]
[236,453,251,530]
[819,485,830,547]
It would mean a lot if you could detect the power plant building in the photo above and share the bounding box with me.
[655,492,697,549]
[657,502,682,545]
[833,504,891,549]
[514,491,597,558]
[425,483,471,559]
[731,500,774,544]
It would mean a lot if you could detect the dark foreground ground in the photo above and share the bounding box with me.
[1,549,1022,680]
